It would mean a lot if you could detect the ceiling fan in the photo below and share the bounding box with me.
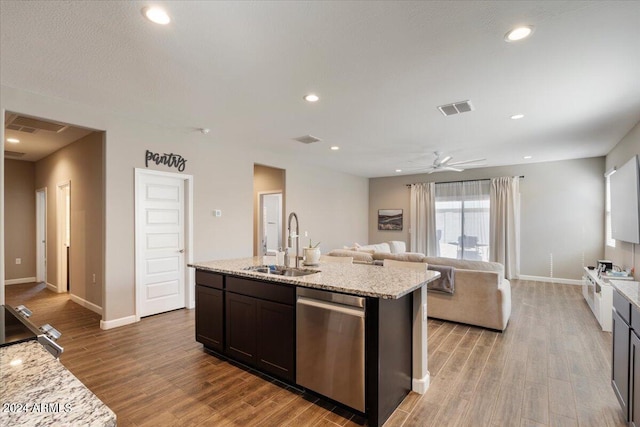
[406,151,486,174]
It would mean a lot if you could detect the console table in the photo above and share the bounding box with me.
[583,267,634,332]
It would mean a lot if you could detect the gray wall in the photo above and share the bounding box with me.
[606,120,640,275]
[369,157,605,280]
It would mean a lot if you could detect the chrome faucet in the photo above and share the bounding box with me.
[286,212,300,268]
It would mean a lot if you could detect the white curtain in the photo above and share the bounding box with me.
[410,182,438,256]
[490,176,521,279]
[435,180,490,261]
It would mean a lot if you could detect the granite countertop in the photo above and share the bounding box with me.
[0,341,116,427]
[189,256,440,299]
[611,280,640,309]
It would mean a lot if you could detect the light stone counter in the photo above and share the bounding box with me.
[611,279,640,309]
[0,341,116,426]
[189,255,440,299]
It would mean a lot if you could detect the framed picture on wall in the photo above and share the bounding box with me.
[378,209,403,231]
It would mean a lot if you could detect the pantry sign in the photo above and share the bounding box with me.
[145,150,187,172]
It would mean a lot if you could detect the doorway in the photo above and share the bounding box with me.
[253,164,286,256]
[134,168,194,319]
[36,188,47,284]
[259,192,283,255]
[56,181,70,293]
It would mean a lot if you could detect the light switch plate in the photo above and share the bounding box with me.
[16,258,21,265]
[214,209,222,217]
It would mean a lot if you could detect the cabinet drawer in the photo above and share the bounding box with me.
[227,276,295,305]
[196,270,224,289]
[614,290,632,325]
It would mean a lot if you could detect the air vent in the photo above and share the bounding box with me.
[5,114,68,133]
[4,150,26,158]
[437,100,474,116]
[293,135,322,144]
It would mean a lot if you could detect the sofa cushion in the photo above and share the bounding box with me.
[387,241,407,254]
[356,242,391,253]
[372,252,426,262]
[327,249,374,263]
[423,257,504,278]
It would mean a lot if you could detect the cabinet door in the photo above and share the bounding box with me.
[613,309,630,420]
[225,292,257,366]
[257,299,294,382]
[195,285,223,352]
[631,332,640,427]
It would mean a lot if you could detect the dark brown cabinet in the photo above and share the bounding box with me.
[256,299,294,381]
[195,270,295,383]
[225,292,258,365]
[195,271,224,353]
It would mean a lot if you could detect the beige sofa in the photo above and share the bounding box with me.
[328,243,511,331]
[422,257,511,332]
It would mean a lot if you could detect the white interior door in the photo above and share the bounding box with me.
[136,172,186,317]
[36,188,47,283]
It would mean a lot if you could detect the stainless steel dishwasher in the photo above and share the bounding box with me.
[296,287,365,412]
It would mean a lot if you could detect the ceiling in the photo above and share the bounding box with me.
[1,1,639,177]
[4,112,94,162]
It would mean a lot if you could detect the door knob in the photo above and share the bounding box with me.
[178,249,185,253]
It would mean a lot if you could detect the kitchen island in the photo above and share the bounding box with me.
[190,256,440,427]
[0,341,116,426]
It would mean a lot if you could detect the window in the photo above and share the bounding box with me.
[605,174,616,248]
[435,180,490,261]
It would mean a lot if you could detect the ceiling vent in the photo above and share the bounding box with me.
[437,100,474,116]
[4,150,26,158]
[5,114,69,133]
[293,135,322,144]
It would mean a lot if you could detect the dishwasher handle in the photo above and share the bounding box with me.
[297,296,365,318]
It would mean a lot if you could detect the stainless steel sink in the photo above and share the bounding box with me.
[243,265,320,277]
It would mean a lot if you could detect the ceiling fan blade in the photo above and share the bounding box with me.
[447,158,486,166]
[442,166,464,172]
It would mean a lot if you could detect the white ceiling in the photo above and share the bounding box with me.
[1,1,639,177]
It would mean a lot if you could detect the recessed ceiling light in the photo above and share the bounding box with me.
[330,146,340,151]
[142,7,171,25]
[523,155,532,160]
[304,94,319,102]
[395,169,402,173]
[505,25,534,42]
[6,138,20,144]
[510,114,525,120]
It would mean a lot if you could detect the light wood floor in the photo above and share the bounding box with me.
[5,280,626,426]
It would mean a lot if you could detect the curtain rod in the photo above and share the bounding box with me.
[405,176,524,187]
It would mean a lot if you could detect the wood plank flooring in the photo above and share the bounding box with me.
[5,279,626,426]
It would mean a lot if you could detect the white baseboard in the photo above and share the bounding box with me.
[69,293,103,316]
[518,275,582,285]
[4,277,37,285]
[412,372,430,394]
[100,315,137,330]
[45,282,58,292]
